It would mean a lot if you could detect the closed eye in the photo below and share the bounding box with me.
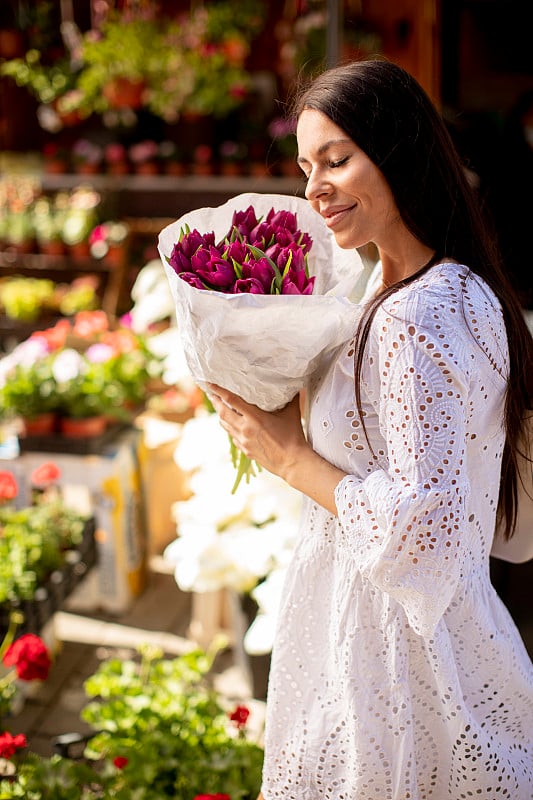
[328,156,349,169]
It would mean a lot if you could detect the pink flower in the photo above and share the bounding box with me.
[193,795,230,800]
[30,462,61,488]
[0,471,18,501]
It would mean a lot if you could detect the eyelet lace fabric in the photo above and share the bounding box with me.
[261,263,533,799]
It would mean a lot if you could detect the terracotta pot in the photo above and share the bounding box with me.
[22,413,56,437]
[68,242,91,261]
[249,162,271,177]
[39,240,66,257]
[44,159,69,175]
[103,78,145,110]
[0,29,24,58]
[134,161,160,175]
[60,415,108,438]
[75,163,101,175]
[107,161,130,175]
[220,161,244,176]
[164,161,187,176]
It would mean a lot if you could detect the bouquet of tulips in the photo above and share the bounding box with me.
[158,193,363,490]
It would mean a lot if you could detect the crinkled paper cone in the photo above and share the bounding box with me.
[158,193,363,411]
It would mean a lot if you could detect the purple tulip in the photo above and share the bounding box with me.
[281,269,315,295]
[267,208,298,233]
[233,277,266,294]
[297,231,313,253]
[169,229,216,274]
[249,220,276,248]
[276,243,307,273]
[193,246,236,288]
[224,240,249,265]
[178,272,207,289]
[242,257,275,292]
[231,206,259,238]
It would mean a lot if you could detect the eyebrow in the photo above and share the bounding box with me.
[297,138,353,164]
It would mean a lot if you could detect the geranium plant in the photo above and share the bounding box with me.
[0,642,263,799]
[0,311,164,426]
[0,469,89,606]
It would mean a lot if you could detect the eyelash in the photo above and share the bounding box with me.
[328,156,349,169]
[300,155,349,181]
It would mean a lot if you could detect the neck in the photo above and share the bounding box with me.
[380,248,439,289]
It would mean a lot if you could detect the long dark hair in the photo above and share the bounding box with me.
[293,59,533,538]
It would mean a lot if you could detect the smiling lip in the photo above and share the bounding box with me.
[321,205,356,228]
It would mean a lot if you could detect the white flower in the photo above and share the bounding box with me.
[51,348,85,383]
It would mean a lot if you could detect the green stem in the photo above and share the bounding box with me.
[0,611,23,662]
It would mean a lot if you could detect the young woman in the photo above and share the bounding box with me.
[210,60,533,799]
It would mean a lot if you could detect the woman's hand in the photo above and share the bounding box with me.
[207,384,346,514]
[207,384,308,483]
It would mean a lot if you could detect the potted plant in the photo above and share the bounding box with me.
[0,343,59,435]
[32,196,66,256]
[218,140,248,176]
[0,642,263,799]
[71,139,104,175]
[103,142,129,175]
[88,221,129,267]
[60,186,101,261]
[128,140,160,175]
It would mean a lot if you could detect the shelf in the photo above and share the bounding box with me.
[39,173,305,218]
[0,250,127,319]
[40,173,304,195]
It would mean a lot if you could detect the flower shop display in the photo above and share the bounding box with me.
[128,139,160,175]
[1,2,266,129]
[0,467,95,638]
[0,311,164,440]
[0,643,264,799]
[88,221,129,267]
[71,139,104,175]
[158,192,363,490]
[0,276,98,323]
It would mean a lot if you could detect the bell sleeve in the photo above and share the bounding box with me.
[334,292,472,638]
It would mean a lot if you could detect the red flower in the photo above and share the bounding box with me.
[0,732,27,759]
[228,704,250,729]
[193,795,230,800]
[3,634,51,681]
[113,756,129,769]
[30,462,61,488]
[0,472,17,502]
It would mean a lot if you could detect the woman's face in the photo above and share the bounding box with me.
[296,108,401,251]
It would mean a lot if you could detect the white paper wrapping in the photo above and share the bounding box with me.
[158,193,363,411]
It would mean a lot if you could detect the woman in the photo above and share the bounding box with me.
[210,60,533,799]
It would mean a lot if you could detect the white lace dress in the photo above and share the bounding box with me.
[261,262,533,799]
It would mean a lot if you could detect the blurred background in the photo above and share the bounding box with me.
[0,0,531,775]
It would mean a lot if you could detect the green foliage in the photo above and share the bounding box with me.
[0,500,87,603]
[0,645,263,799]
[81,645,263,799]
[0,356,58,420]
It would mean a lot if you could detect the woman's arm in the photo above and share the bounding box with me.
[208,385,346,514]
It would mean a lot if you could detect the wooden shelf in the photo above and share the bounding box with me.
[39,173,305,219]
[0,250,127,319]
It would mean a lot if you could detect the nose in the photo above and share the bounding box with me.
[305,169,331,203]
